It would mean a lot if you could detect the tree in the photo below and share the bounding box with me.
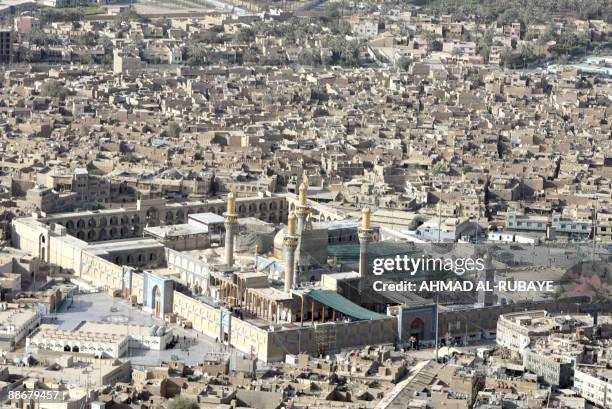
[121,153,140,164]
[431,162,446,175]
[500,47,514,68]
[40,8,84,24]
[79,31,98,47]
[497,8,522,26]
[234,27,255,44]
[21,47,36,63]
[41,80,70,100]
[397,57,412,71]
[185,42,209,66]
[298,49,321,66]
[517,42,535,67]
[24,30,62,47]
[328,37,361,67]
[167,397,199,409]
[198,30,222,44]
[324,3,342,20]
[422,31,437,49]
[162,123,181,139]
[113,6,147,28]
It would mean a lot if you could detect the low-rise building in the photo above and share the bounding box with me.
[0,305,41,352]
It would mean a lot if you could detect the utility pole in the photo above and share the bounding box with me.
[437,202,442,243]
[592,200,597,259]
[435,293,439,362]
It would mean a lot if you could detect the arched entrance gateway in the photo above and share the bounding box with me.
[39,234,46,261]
[410,318,425,349]
[152,286,161,318]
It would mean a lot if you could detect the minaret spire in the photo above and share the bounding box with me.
[224,192,238,267]
[284,212,298,293]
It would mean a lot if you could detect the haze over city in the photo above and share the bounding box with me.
[0,0,610,408]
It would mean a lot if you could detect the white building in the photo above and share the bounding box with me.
[487,231,542,244]
[574,368,612,408]
[414,218,480,243]
[38,0,80,7]
[78,321,173,351]
[142,45,182,64]
[496,311,597,357]
[496,310,556,355]
[27,326,128,358]
[26,322,172,358]
[350,17,378,38]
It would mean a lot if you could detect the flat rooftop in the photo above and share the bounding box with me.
[248,287,293,302]
[0,0,34,8]
[30,327,125,343]
[0,308,38,332]
[78,321,169,337]
[312,219,360,230]
[42,207,138,220]
[145,223,208,237]
[86,238,165,255]
[189,212,225,224]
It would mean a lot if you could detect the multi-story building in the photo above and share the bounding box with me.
[14,16,39,34]
[506,209,594,239]
[523,347,575,387]
[0,28,13,64]
[37,168,111,208]
[574,368,612,408]
[113,49,143,74]
[551,212,593,239]
[505,209,549,233]
[496,310,562,355]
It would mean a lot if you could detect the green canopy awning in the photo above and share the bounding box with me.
[306,289,386,321]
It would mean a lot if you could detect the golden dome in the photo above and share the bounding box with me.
[273,229,285,259]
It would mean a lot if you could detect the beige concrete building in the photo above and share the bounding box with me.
[0,305,41,352]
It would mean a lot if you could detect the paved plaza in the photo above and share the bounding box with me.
[50,292,238,367]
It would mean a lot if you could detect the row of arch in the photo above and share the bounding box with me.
[113,251,159,266]
[34,342,119,357]
[287,202,340,222]
[68,215,142,229]
[75,226,141,241]
[52,199,288,243]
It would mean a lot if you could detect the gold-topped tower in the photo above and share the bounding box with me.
[224,192,238,267]
[358,207,374,282]
[283,212,299,293]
